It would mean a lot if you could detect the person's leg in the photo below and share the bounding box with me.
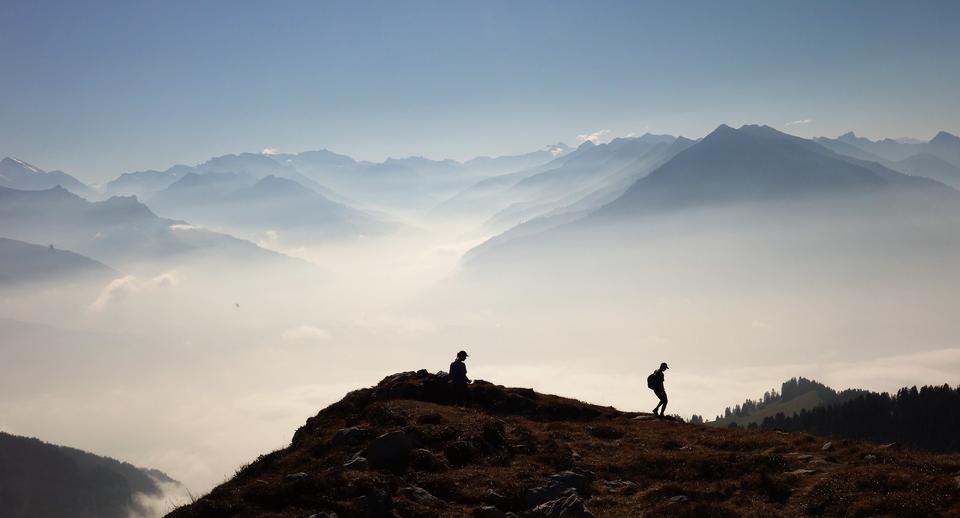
[654,389,667,416]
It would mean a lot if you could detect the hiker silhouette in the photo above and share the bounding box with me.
[647,362,669,416]
[449,350,471,406]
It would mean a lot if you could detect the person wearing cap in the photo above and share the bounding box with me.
[449,350,471,406]
[648,362,669,417]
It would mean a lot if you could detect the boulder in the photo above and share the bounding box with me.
[399,485,443,506]
[484,489,510,506]
[528,490,594,518]
[331,427,372,448]
[307,513,338,518]
[821,442,833,451]
[365,431,413,473]
[668,495,689,504]
[524,484,568,509]
[343,455,369,470]
[548,470,594,494]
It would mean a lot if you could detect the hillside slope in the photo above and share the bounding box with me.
[0,432,181,518]
[0,237,115,285]
[168,372,960,517]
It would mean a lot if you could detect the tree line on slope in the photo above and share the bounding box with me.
[757,384,960,452]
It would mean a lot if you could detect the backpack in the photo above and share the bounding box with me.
[647,372,657,389]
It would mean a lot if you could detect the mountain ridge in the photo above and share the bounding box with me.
[167,371,960,518]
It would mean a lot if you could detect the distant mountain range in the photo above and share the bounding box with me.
[464,125,960,267]
[0,157,92,198]
[97,143,574,216]
[0,185,291,270]
[0,237,115,286]
[0,431,181,518]
[592,125,955,219]
[148,173,396,243]
[815,130,960,188]
[434,134,689,227]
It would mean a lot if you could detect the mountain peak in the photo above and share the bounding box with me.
[1,157,44,174]
[931,131,960,146]
[168,370,960,518]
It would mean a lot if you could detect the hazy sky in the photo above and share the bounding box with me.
[2,0,959,182]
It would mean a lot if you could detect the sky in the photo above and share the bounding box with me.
[2,0,959,183]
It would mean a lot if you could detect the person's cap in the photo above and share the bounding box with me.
[660,362,669,370]
[458,350,469,357]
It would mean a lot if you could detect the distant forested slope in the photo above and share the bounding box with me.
[759,384,960,452]
[712,377,867,428]
[0,432,179,518]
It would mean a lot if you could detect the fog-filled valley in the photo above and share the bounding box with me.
[3,125,960,510]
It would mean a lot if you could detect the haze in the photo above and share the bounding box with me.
[2,1,960,509]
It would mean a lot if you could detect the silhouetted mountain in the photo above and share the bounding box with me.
[0,157,92,198]
[823,130,960,169]
[0,431,181,518]
[463,137,695,255]
[812,137,890,164]
[435,136,679,224]
[168,371,960,517]
[482,136,692,232]
[0,238,115,285]
[149,174,395,242]
[432,144,589,217]
[463,143,572,175]
[926,131,960,167]
[593,125,956,220]
[149,172,258,207]
[461,125,960,278]
[197,152,293,177]
[0,185,290,268]
[834,131,921,162]
[894,152,960,188]
[103,165,193,198]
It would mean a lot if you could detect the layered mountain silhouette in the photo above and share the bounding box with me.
[463,125,960,269]
[0,185,290,269]
[434,134,688,227]
[0,237,115,286]
[893,152,960,188]
[167,371,960,517]
[816,130,960,183]
[0,432,181,518]
[592,125,956,220]
[148,173,395,242]
[0,157,92,198]
[103,164,194,199]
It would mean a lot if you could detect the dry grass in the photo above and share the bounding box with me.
[167,372,960,517]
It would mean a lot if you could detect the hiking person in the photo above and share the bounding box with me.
[648,362,669,416]
[449,350,471,406]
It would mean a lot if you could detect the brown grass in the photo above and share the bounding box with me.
[167,372,960,517]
